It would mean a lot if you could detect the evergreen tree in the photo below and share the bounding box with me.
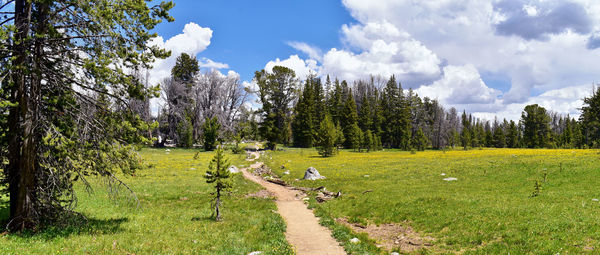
[350,124,363,152]
[172,53,200,86]
[506,120,519,148]
[255,66,299,149]
[341,87,359,148]
[178,115,194,148]
[316,115,338,157]
[202,117,221,151]
[492,121,506,148]
[0,0,173,231]
[371,90,384,137]
[521,104,551,148]
[381,75,400,148]
[412,127,428,151]
[359,91,373,132]
[363,130,375,152]
[328,79,344,125]
[335,122,346,149]
[580,86,600,147]
[204,146,232,221]
[461,111,472,149]
[292,79,315,147]
[312,77,326,132]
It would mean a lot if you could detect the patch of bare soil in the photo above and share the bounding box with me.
[336,218,434,253]
[246,190,276,199]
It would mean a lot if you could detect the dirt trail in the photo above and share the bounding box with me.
[242,151,346,255]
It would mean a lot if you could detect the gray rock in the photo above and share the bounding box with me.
[247,252,262,255]
[391,252,400,255]
[350,237,360,243]
[303,167,325,180]
[228,165,240,173]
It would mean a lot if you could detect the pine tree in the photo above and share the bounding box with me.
[202,117,221,151]
[204,146,232,221]
[521,104,551,148]
[381,75,400,148]
[341,87,359,148]
[412,127,428,151]
[506,120,519,148]
[461,111,472,150]
[292,79,315,147]
[178,115,195,148]
[255,66,299,149]
[351,124,363,152]
[359,91,373,132]
[580,86,600,147]
[335,122,345,149]
[492,122,506,148]
[316,115,338,157]
[328,79,344,126]
[363,130,375,152]
[0,0,173,231]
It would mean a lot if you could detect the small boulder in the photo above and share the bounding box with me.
[228,165,240,173]
[283,170,290,175]
[303,167,325,180]
[350,237,360,244]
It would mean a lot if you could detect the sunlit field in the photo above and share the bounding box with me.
[0,148,292,255]
[263,148,600,254]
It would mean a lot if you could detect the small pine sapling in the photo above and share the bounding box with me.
[204,146,232,221]
[531,180,542,197]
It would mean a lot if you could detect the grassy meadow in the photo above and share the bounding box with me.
[0,148,293,255]
[263,148,600,254]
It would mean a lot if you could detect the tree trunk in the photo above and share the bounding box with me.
[215,189,221,221]
[7,0,37,232]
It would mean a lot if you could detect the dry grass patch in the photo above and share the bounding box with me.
[336,217,434,253]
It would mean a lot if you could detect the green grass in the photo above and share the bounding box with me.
[263,147,600,254]
[0,148,293,255]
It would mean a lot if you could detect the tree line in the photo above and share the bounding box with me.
[254,66,600,154]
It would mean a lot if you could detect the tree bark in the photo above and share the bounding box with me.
[7,0,36,231]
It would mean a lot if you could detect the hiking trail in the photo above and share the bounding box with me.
[241,151,346,255]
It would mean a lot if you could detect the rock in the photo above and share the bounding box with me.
[440,173,446,176]
[303,167,325,180]
[391,253,400,255]
[228,165,240,173]
[247,252,263,255]
[165,149,171,152]
[283,170,290,175]
[443,177,458,181]
[593,198,599,202]
[350,237,360,243]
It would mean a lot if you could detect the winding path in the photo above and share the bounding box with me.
[242,151,346,255]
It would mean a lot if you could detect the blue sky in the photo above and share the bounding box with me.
[148,0,600,120]
[152,0,355,81]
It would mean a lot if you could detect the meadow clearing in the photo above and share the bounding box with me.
[263,148,600,254]
[2,147,600,254]
[0,148,293,255]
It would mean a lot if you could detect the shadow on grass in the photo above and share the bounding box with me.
[191,216,214,222]
[0,204,128,239]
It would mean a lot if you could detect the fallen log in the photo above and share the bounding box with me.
[266,178,287,186]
